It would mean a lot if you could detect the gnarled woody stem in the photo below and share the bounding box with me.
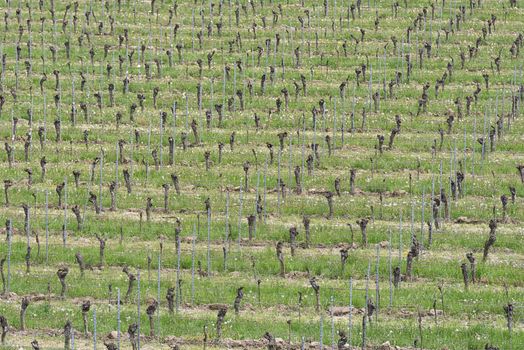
[64,320,72,350]
[406,251,414,281]
[146,300,158,337]
[517,165,524,183]
[393,267,401,288]
[20,297,29,331]
[109,181,116,211]
[357,218,369,247]
[96,234,106,266]
[171,173,181,195]
[460,263,469,291]
[483,219,497,262]
[0,315,7,345]
[89,192,99,214]
[276,241,285,277]
[294,166,302,194]
[466,253,476,283]
[243,162,250,190]
[340,248,348,274]
[166,287,175,313]
[4,143,13,168]
[3,180,12,206]
[216,308,227,339]
[289,227,298,257]
[25,246,31,273]
[123,169,132,194]
[349,169,356,195]
[302,216,310,248]
[191,119,199,144]
[309,276,320,312]
[56,182,65,208]
[247,215,256,240]
[128,323,138,350]
[81,300,91,336]
[162,184,169,212]
[145,197,153,221]
[25,168,32,188]
[504,303,513,332]
[168,137,174,165]
[0,258,6,293]
[324,191,334,219]
[73,171,80,189]
[40,157,47,181]
[233,287,244,314]
[123,267,136,303]
[334,177,341,196]
[75,252,85,277]
[57,267,69,298]
[204,151,210,171]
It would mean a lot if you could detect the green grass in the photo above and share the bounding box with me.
[0,0,522,348]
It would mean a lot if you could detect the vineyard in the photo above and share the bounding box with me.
[0,0,523,348]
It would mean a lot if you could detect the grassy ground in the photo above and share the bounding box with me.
[0,0,523,349]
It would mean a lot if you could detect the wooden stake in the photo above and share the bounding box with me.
[388,228,392,307]
[375,244,380,321]
[348,277,353,348]
[207,207,211,275]
[238,179,243,251]
[191,222,196,305]
[137,270,141,350]
[176,231,181,312]
[45,190,49,264]
[6,219,12,293]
